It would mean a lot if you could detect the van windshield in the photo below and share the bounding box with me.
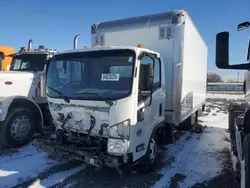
[9,54,47,71]
[46,49,135,101]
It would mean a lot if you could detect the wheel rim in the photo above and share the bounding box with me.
[149,139,156,162]
[10,116,31,140]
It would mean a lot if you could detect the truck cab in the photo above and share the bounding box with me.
[38,45,165,173]
[0,40,58,148]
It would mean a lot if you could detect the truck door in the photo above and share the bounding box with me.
[131,56,165,161]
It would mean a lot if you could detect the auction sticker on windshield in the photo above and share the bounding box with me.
[101,73,120,81]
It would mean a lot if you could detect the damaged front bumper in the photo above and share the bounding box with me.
[33,138,123,168]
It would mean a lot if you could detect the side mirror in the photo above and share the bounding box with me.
[215,32,250,70]
[215,32,229,69]
[237,21,250,31]
[0,52,4,60]
[139,64,154,91]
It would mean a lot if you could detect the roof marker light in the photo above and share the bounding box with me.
[137,44,143,48]
[177,13,184,17]
[84,46,88,48]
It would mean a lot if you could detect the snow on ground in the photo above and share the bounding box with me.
[0,143,86,188]
[29,165,86,188]
[206,92,244,100]
[153,108,230,187]
[0,93,245,188]
[0,145,60,188]
[153,94,244,188]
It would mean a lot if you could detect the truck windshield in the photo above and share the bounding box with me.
[46,49,135,101]
[9,54,47,71]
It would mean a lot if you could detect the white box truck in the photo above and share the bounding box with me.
[35,9,207,173]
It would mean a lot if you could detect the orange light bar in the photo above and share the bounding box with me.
[92,45,96,48]
[100,44,104,47]
[137,44,143,48]
[84,46,88,48]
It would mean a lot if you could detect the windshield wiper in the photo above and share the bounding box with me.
[46,86,70,103]
[72,92,113,106]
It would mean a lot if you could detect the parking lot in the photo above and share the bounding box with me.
[0,93,244,188]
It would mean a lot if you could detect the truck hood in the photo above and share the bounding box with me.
[50,103,110,136]
[0,71,37,97]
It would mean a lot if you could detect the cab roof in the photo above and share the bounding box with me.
[8,51,56,57]
[59,46,160,58]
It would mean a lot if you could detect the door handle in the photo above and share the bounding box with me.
[159,104,162,116]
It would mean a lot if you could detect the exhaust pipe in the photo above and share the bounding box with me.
[73,34,80,49]
[28,39,33,50]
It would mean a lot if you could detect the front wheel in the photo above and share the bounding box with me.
[0,107,36,147]
[134,137,156,173]
[155,124,174,145]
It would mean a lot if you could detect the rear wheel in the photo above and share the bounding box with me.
[178,111,198,131]
[0,107,36,147]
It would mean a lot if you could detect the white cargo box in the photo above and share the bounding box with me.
[91,9,207,124]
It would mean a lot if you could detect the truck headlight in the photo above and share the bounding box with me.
[109,119,130,139]
[107,138,128,155]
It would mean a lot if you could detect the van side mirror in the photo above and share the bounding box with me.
[139,64,154,91]
[215,32,250,70]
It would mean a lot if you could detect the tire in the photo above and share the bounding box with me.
[0,107,36,147]
[178,111,198,131]
[155,124,174,145]
[243,134,250,188]
[235,160,241,185]
[134,137,156,173]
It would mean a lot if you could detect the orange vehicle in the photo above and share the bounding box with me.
[0,46,15,71]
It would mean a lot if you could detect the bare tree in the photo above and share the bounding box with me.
[207,73,222,83]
